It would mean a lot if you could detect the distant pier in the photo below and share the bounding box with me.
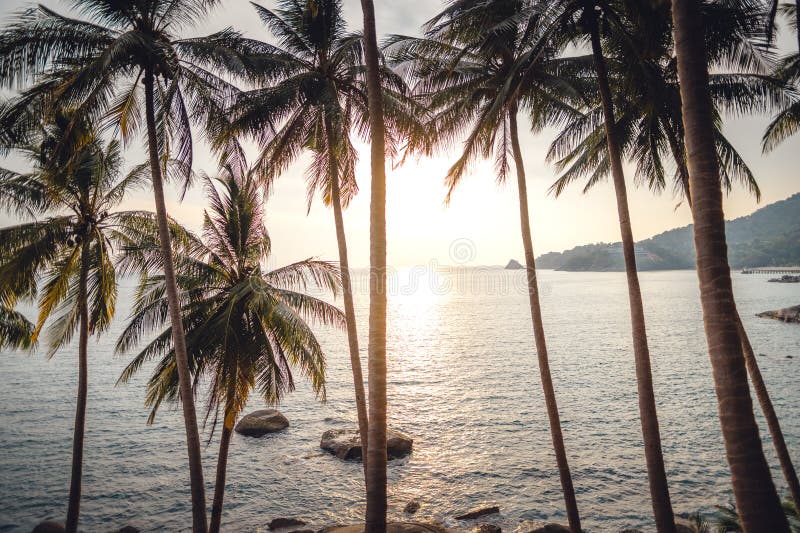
[742,266,800,274]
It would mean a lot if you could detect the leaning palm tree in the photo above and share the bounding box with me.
[358,0,391,529]
[671,0,790,531]
[0,111,149,533]
[226,0,421,473]
[388,1,583,529]
[0,4,267,528]
[116,167,342,533]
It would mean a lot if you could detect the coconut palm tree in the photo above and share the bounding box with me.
[225,0,421,473]
[671,0,790,530]
[767,0,799,49]
[357,0,390,529]
[547,0,783,203]
[388,1,584,529]
[0,4,266,528]
[115,166,342,533]
[0,111,150,533]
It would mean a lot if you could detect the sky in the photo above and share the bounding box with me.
[0,0,798,269]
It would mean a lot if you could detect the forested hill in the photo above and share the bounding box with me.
[536,193,800,271]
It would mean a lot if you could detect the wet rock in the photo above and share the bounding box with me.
[454,505,500,520]
[674,517,695,533]
[757,305,800,324]
[115,528,140,533]
[32,522,65,533]
[235,409,289,437]
[470,525,501,533]
[404,500,421,514]
[268,518,307,530]
[320,429,412,460]
[618,530,645,533]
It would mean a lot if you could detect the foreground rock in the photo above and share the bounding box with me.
[455,505,500,520]
[470,525,501,533]
[505,259,524,270]
[757,305,800,324]
[32,522,65,533]
[321,522,452,533]
[235,409,289,437]
[528,526,568,533]
[320,429,412,460]
[268,518,307,530]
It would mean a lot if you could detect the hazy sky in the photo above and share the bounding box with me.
[1,0,798,268]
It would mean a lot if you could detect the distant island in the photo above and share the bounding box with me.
[536,193,800,272]
[505,259,524,270]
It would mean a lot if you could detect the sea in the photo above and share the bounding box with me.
[1,268,798,532]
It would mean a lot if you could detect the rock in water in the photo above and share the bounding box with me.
[505,259,524,270]
[527,526,569,533]
[268,518,307,530]
[470,525,501,533]
[404,500,421,514]
[235,409,289,437]
[454,505,500,520]
[32,522,65,533]
[757,305,800,324]
[320,428,412,460]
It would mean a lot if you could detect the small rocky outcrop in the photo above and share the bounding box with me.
[527,526,569,533]
[320,429,412,460]
[455,505,500,520]
[757,305,800,324]
[768,275,800,283]
[114,528,140,533]
[404,500,421,514]
[268,518,307,530]
[321,523,449,533]
[32,522,65,533]
[505,259,524,270]
[234,409,289,437]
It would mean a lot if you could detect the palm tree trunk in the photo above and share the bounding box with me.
[358,1,388,530]
[736,312,800,517]
[209,383,236,533]
[65,241,90,533]
[508,106,581,533]
[325,115,370,479]
[587,15,676,533]
[143,68,208,533]
[671,1,790,530]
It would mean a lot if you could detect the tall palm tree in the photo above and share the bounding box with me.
[0,4,265,529]
[671,0,790,531]
[767,0,799,49]
[116,166,342,533]
[0,112,149,533]
[226,0,420,473]
[388,2,583,530]
[358,0,390,529]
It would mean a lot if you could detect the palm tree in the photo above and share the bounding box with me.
[547,0,781,203]
[116,166,342,533]
[0,4,266,529]
[0,112,149,533]
[767,0,799,50]
[388,2,583,529]
[671,0,790,531]
[358,0,390,529]
[226,0,420,474]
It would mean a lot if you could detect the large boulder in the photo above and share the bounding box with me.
[320,429,412,460]
[235,409,289,437]
[757,305,800,324]
[454,505,500,520]
[268,518,307,530]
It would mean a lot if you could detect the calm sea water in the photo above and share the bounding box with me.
[1,269,798,532]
